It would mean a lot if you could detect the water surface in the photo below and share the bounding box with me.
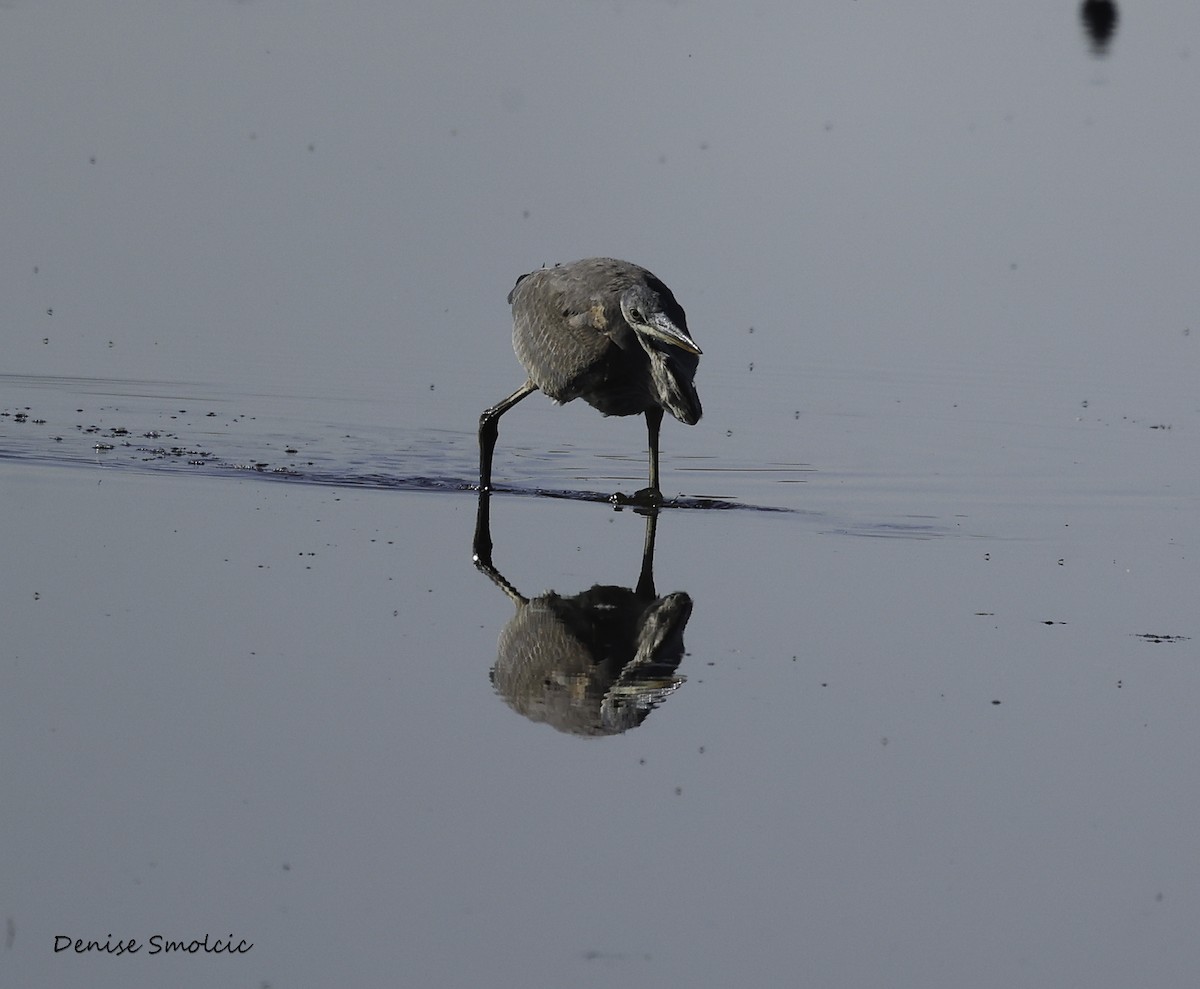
[3,2,1198,987]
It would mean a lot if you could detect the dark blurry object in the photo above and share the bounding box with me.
[1081,0,1119,56]
[473,494,693,736]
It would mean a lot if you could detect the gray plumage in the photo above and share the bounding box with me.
[478,257,702,502]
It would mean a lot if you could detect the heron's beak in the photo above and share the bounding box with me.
[641,313,703,355]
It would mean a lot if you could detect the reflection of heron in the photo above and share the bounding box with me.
[473,492,693,736]
[1080,0,1118,55]
[478,258,702,505]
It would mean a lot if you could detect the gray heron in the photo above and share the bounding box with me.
[478,257,702,505]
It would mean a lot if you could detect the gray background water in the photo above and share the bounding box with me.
[3,2,1198,987]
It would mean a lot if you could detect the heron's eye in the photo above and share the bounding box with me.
[629,308,644,324]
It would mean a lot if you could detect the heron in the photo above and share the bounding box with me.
[478,257,703,505]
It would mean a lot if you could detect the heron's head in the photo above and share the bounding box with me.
[620,280,702,357]
[619,276,703,425]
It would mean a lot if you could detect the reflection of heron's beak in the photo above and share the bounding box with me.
[642,314,703,356]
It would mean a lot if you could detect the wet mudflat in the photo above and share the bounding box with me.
[3,1,1199,987]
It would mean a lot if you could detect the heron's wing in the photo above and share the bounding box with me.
[510,267,633,402]
[506,271,532,305]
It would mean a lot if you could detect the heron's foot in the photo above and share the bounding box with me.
[611,486,664,509]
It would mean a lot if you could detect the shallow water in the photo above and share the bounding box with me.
[3,2,1199,988]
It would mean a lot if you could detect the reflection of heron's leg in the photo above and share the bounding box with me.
[472,488,494,565]
[635,510,658,599]
[478,381,537,491]
[471,488,526,604]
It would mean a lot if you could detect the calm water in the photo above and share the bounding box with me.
[3,2,1198,987]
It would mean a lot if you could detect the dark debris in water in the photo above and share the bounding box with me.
[1132,633,1191,644]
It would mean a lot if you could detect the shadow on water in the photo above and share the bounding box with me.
[1,373,950,532]
[472,490,693,736]
[0,420,794,512]
[0,373,796,513]
[0,417,949,531]
[258,470,792,514]
[456,481,791,513]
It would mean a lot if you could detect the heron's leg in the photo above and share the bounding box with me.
[619,407,665,507]
[478,381,537,491]
[646,406,664,495]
